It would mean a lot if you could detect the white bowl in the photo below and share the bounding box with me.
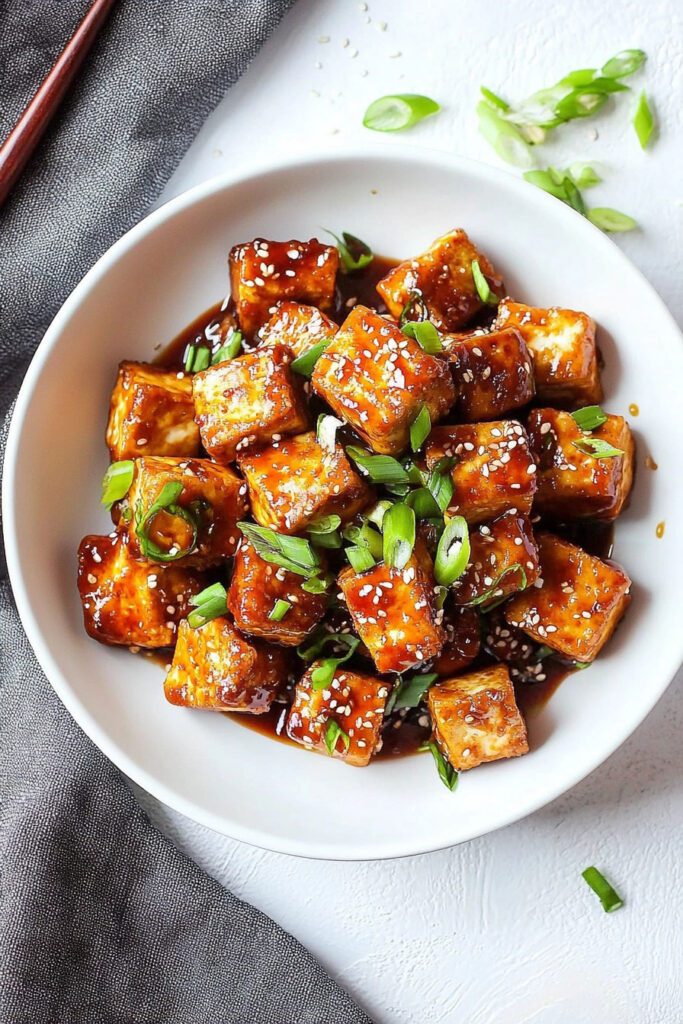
[4,146,683,860]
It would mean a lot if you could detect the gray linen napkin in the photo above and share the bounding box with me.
[0,4,372,1022]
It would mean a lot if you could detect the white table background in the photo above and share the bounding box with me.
[137,2,683,1020]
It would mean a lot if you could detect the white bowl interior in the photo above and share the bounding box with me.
[5,148,683,859]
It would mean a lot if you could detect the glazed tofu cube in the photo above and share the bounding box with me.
[338,545,444,674]
[311,305,455,455]
[286,665,389,766]
[192,344,309,463]
[229,238,339,338]
[452,511,540,608]
[494,300,602,407]
[77,533,205,648]
[527,408,635,521]
[425,421,537,525]
[376,229,503,331]
[505,532,631,662]
[237,431,373,534]
[126,456,248,567]
[428,665,529,771]
[433,605,481,677]
[256,301,338,358]
[446,328,535,422]
[164,617,288,712]
[227,538,327,645]
[106,361,200,461]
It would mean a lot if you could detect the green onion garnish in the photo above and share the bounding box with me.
[363,93,440,132]
[581,866,624,912]
[569,163,601,188]
[316,413,343,454]
[301,574,332,595]
[386,672,438,714]
[587,208,638,233]
[405,487,442,520]
[601,49,646,79]
[573,437,625,458]
[434,516,470,587]
[187,582,228,629]
[476,100,533,167]
[268,599,291,622]
[306,514,342,535]
[310,637,360,690]
[382,502,416,571]
[212,331,243,365]
[571,405,608,432]
[346,446,410,486]
[365,500,393,530]
[237,522,320,577]
[324,719,351,756]
[427,458,456,514]
[298,630,356,663]
[401,320,443,354]
[184,345,211,374]
[310,530,342,550]
[554,88,609,121]
[291,340,331,377]
[633,90,654,149]
[480,85,510,112]
[346,545,376,573]
[468,564,528,607]
[342,522,384,560]
[409,405,432,453]
[325,230,373,274]
[135,481,199,563]
[101,460,134,510]
[427,741,459,791]
[399,290,429,327]
[471,259,499,306]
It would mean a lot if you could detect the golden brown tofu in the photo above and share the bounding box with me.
[286,665,389,766]
[452,511,540,608]
[237,431,373,534]
[428,665,529,771]
[256,301,338,358]
[505,532,631,662]
[338,545,444,674]
[527,408,635,521]
[126,456,248,568]
[425,421,537,525]
[446,328,535,422]
[77,533,206,648]
[494,300,602,407]
[229,238,339,338]
[164,617,289,712]
[376,229,503,331]
[192,344,309,464]
[106,361,200,461]
[311,305,455,455]
[227,538,328,645]
[433,605,481,677]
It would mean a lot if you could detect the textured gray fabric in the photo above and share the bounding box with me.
[0,4,372,1022]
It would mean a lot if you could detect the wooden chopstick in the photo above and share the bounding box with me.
[0,0,117,209]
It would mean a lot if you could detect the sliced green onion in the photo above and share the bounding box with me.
[291,340,331,377]
[386,672,438,714]
[325,230,373,273]
[476,100,533,167]
[342,522,384,560]
[187,582,228,628]
[633,90,654,149]
[101,460,134,510]
[212,332,243,365]
[562,176,586,215]
[298,630,358,663]
[346,545,376,573]
[311,530,342,550]
[582,866,624,912]
[601,49,646,79]
[317,413,343,454]
[346,446,410,486]
[268,599,291,622]
[402,320,443,354]
[306,514,342,535]
[523,169,568,200]
[405,487,442,519]
[427,741,459,792]
[558,68,598,88]
[427,458,456,514]
[301,574,332,595]
[573,438,625,458]
[554,88,609,121]
[471,259,499,306]
[237,522,320,577]
[573,660,593,670]
[480,85,509,112]
[382,502,416,571]
[571,405,608,432]
[434,516,470,587]
[324,719,351,756]
[365,500,393,529]
[399,290,429,327]
[587,208,638,233]
[468,564,528,607]
[184,345,211,374]
[135,481,199,563]
[569,163,601,188]
[363,93,440,132]
[311,637,360,690]
[410,405,432,453]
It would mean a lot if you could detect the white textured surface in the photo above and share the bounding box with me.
[137,1,683,1020]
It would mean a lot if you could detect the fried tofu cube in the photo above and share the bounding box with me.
[77,533,205,648]
[338,545,444,674]
[433,605,481,677]
[505,532,631,662]
[126,456,248,567]
[452,511,540,608]
[237,431,373,534]
[192,344,309,463]
[376,229,503,331]
[229,238,339,338]
[446,328,535,422]
[106,361,200,461]
[256,301,338,358]
[494,300,602,407]
[527,408,635,521]
[286,665,389,766]
[227,538,327,645]
[311,305,455,455]
[425,421,537,525]
[428,665,529,771]
[164,617,288,712]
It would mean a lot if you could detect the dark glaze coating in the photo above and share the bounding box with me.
[445,327,535,422]
[452,511,540,607]
[106,361,200,461]
[256,301,338,357]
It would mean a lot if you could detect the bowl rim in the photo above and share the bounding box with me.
[4,141,683,860]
